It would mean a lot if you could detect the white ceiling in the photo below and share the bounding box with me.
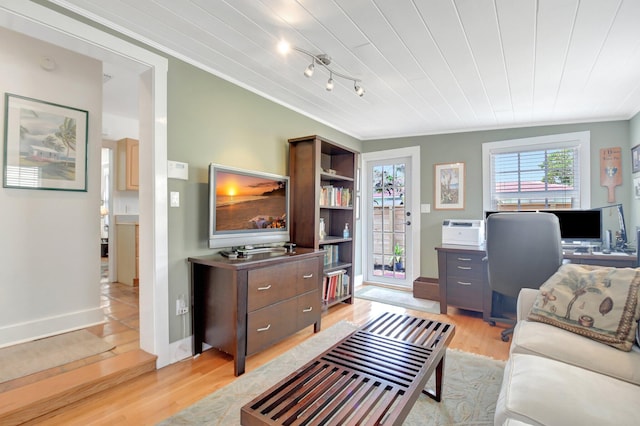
[53,0,640,140]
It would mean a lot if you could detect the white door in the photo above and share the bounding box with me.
[363,148,420,288]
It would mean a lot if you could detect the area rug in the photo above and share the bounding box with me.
[0,330,115,383]
[355,285,440,314]
[159,321,505,425]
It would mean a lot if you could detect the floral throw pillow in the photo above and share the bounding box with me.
[528,263,640,351]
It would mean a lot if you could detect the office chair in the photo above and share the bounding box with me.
[485,212,563,342]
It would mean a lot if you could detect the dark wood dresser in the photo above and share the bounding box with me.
[188,248,324,376]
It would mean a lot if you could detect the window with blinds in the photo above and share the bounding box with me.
[482,132,591,211]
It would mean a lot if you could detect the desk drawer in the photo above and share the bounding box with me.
[247,298,297,355]
[446,255,483,280]
[446,277,483,311]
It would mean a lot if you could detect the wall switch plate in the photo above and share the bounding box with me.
[420,203,431,213]
[170,191,180,207]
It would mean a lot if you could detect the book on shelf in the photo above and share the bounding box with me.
[322,269,350,301]
[319,185,352,207]
[322,244,339,266]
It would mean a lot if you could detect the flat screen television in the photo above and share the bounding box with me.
[484,209,602,244]
[208,163,290,249]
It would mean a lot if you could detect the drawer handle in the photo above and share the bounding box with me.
[457,257,472,261]
[302,306,313,313]
[257,285,272,291]
[303,273,314,279]
[257,324,271,332]
[457,266,472,270]
[457,281,472,286]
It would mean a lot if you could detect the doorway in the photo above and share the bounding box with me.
[1,3,171,366]
[362,147,421,288]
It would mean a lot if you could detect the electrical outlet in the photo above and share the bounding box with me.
[176,298,189,315]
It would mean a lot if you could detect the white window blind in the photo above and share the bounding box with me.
[490,147,580,210]
[482,132,591,211]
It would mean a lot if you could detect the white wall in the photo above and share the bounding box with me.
[0,27,103,346]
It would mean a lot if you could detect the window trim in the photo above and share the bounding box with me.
[482,131,591,211]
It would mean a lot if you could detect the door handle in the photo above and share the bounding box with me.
[257,324,271,332]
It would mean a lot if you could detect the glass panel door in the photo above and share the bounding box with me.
[367,158,412,287]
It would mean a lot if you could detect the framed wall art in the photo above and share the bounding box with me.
[632,144,640,174]
[434,162,465,210]
[3,93,88,191]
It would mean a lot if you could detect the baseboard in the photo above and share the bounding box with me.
[0,307,104,348]
[169,335,193,364]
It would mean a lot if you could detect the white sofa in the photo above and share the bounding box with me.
[495,288,640,425]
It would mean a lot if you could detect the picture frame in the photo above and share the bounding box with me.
[632,144,640,174]
[434,162,465,210]
[3,93,88,191]
[635,176,640,199]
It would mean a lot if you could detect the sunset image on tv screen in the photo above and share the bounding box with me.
[215,171,286,231]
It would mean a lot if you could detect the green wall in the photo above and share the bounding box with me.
[165,58,360,342]
[363,121,633,280]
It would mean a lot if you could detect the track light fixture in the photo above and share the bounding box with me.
[278,41,364,97]
[304,61,314,78]
[326,73,334,91]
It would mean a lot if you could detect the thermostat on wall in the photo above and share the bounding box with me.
[168,160,189,180]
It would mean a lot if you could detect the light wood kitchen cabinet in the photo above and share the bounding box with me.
[116,223,139,286]
[117,138,139,191]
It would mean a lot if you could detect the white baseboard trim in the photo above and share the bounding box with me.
[0,307,104,348]
[169,335,194,364]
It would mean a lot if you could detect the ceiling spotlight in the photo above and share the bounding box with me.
[277,40,291,54]
[326,74,334,91]
[279,42,365,97]
[304,62,314,78]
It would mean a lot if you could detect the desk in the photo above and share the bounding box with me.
[435,245,637,321]
[562,251,637,268]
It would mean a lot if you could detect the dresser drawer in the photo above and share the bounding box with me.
[248,263,298,312]
[297,291,321,330]
[446,277,484,311]
[296,258,321,293]
[247,298,297,355]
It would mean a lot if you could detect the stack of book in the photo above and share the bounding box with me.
[319,185,352,207]
[322,269,350,302]
[323,244,339,266]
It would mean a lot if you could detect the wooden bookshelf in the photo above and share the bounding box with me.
[289,135,358,309]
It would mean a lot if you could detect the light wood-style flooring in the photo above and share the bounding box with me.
[10,275,511,425]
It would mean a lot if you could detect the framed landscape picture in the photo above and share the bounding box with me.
[3,93,88,191]
[434,162,465,210]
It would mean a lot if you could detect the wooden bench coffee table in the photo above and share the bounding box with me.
[241,312,455,425]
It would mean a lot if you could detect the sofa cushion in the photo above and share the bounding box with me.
[528,263,640,351]
[495,353,640,426]
[511,319,640,386]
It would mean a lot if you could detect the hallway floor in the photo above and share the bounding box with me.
[0,260,139,394]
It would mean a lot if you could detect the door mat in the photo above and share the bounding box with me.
[355,285,440,314]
